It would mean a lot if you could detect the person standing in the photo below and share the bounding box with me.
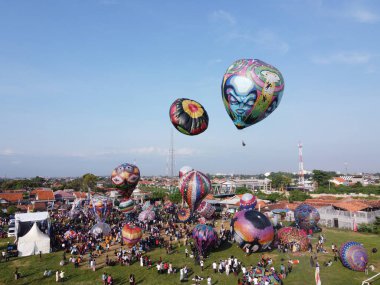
[185,248,189,258]
[56,270,59,282]
[212,261,217,273]
[129,274,135,285]
[59,270,64,282]
[200,260,204,271]
[207,276,211,285]
[102,272,107,285]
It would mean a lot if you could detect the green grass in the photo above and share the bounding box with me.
[0,228,379,285]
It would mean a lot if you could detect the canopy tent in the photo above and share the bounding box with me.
[18,222,51,257]
[15,212,50,239]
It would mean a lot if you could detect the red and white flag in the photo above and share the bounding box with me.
[315,267,321,285]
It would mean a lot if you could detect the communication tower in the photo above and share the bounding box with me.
[298,142,305,187]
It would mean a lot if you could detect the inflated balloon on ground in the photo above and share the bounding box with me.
[231,209,274,252]
[340,241,368,271]
[192,224,218,257]
[239,193,257,211]
[222,59,284,130]
[169,98,209,135]
[122,224,143,248]
[111,163,140,198]
[276,227,310,252]
[294,203,320,230]
[197,201,215,219]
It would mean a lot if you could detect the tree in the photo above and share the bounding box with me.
[270,173,292,191]
[235,187,251,195]
[82,173,97,192]
[7,205,17,215]
[312,170,335,187]
[168,189,182,203]
[288,190,311,203]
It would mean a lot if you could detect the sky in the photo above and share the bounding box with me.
[0,0,380,178]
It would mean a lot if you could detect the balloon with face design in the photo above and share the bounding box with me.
[111,163,140,198]
[221,59,285,130]
[169,98,209,135]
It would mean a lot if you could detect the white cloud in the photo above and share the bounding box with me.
[209,10,236,26]
[348,9,379,23]
[0,148,16,156]
[312,52,373,65]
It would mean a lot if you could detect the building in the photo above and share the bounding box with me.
[35,190,55,202]
[0,193,23,206]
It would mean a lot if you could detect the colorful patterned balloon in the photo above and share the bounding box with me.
[91,222,111,236]
[192,224,218,256]
[180,170,211,212]
[222,59,285,130]
[177,207,192,223]
[90,196,112,223]
[276,227,310,252]
[339,241,368,271]
[122,224,143,248]
[169,98,209,136]
[138,209,155,222]
[197,201,216,219]
[111,163,140,198]
[231,209,274,252]
[294,204,320,230]
[118,198,135,214]
[239,193,257,211]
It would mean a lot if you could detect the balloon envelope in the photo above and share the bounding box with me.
[276,227,310,252]
[177,208,192,223]
[122,224,143,248]
[294,204,320,230]
[179,165,193,179]
[90,196,112,223]
[192,224,218,256]
[118,199,135,214]
[180,170,211,212]
[231,209,274,252]
[197,201,215,219]
[340,241,368,271]
[138,210,155,222]
[221,59,285,130]
[169,98,209,135]
[111,163,140,198]
[239,193,257,211]
[90,222,111,236]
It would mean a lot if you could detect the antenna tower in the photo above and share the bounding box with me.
[298,141,305,187]
[169,129,175,178]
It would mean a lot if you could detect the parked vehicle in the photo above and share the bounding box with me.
[8,219,15,225]
[7,244,18,257]
[7,227,16,237]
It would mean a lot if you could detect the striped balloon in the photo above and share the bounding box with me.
[339,241,368,271]
[122,224,143,248]
[118,199,135,214]
[180,170,211,212]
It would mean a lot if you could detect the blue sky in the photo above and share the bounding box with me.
[0,0,379,177]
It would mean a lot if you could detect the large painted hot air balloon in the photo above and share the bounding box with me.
[122,224,143,248]
[231,209,274,252]
[192,224,218,257]
[169,98,209,136]
[111,163,140,198]
[118,199,135,214]
[222,59,284,130]
[197,201,215,219]
[276,227,310,252]
[239,193,257,211]
[339,241,368,271]
[91,222,111,236]
[180,170,211,212]
[90,196,112,223]
[177,208,192,223]
[294,204,320,230]
[138,210,155,222]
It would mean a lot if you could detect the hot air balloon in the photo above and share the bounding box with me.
[118,199,135,214]
[276,227,310,252]
[231,209,274,252]
[138,210,155,222]
[111,163,140,198]
[239,193,257,211]
[221,59,284,130]
[192,224,218,257]
[294,204,320,230]
[122,224,143,248]
[340,241,368,271]
[90,196,113,223]
[197,201,215,219]
[169,98,209,135]
[177,208,192,223]
[91,222,111,236]
[180,170,211,212]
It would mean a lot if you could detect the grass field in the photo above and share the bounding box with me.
[0,227,379,285]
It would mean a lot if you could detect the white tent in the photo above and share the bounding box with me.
[17,222,50,257]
